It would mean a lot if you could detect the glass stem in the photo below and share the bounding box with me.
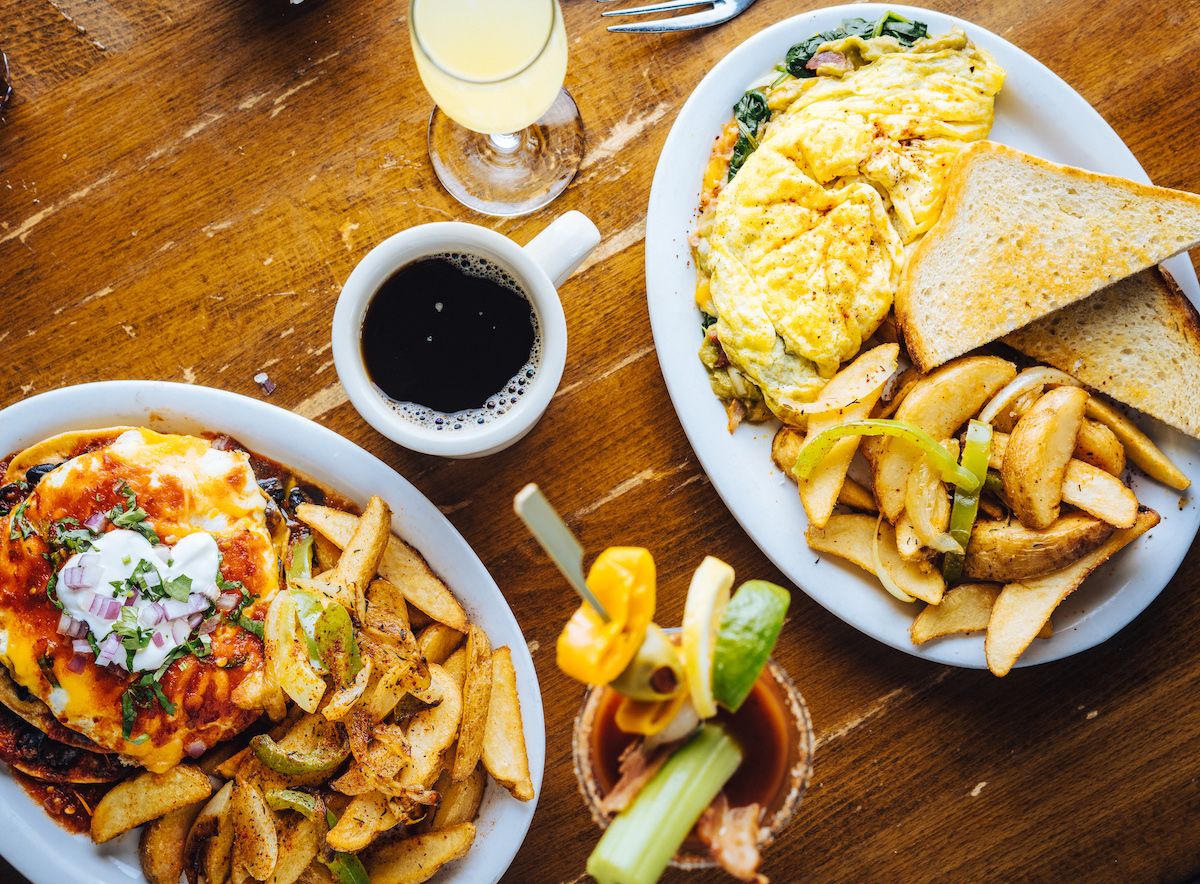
[488,132,523,154]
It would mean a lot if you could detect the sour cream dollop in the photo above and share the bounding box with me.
[57,529,223,672]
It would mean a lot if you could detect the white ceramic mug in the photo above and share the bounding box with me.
[332,211,600,458]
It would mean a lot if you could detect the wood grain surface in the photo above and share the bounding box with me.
[2,1,1199,882]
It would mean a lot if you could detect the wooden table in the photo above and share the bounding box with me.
[2,0,1199,881]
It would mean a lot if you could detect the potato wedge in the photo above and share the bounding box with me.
[327,791,400,852]
[365,822,477,884]
[185,780,235,884]
[894,513,923,561]
[403,665,463,790]
[417,622,464,665]
[442,645,468,688]
[905,440,956,553]
[990,433,1138,528]
[92,763,212,843]
[1084,396,1189,490]
[332,496,392,593]
[452,626,493,782]
[910,583,1000,644]
[1073,419,1126,476]
[872,356,1016,520]
[432,764,486,830]
[365,577,411,634]
[796,344,898,528]
[772,428,879,513]
[805,514,945,605]
[323,655,374,722]
[964,513,1115,581]
[874,366,920,420]
[312,531,343,573]
[1002,385,1089,529]
[482,647,535,801]
[986,508,1160,676]
[270,810,326,884]
[232,778,279,881]
[297,504,468,631]
[141,801,204,884]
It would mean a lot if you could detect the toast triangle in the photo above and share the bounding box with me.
[1004,266,1200,439]
[896,141,1200,371]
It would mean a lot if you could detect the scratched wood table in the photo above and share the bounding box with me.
[2,0,1200,881]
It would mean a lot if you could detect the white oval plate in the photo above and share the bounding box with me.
[0,382,544,884]
[646,3,1200,669]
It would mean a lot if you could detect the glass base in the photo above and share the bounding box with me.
[427,88,585,217]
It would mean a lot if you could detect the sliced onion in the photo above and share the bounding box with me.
[56,612,78,636]
[72,639,92,654]
[83,512,107,532]
[184,740,207,758]
[152,631,166,648]
[871,515,916,604]
[66,655,87,674]
[978,366,1081,426]
[215,592,241,612]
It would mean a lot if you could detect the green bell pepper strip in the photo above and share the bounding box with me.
[313,603,363,687]
[265,788,318,818]
[286,534,313,582]
[942,420,993,584]
[250,733,349,777]
[983,468,1005,500]
[792,419,980,493]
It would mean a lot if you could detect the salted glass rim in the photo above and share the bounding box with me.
[409,0,559,86]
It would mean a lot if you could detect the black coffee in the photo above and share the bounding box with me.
[361,254,539,427]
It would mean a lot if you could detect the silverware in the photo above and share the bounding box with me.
[513,483,611,621]
[598,0,757,33]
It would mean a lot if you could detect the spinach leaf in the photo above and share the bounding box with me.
[783,12,927,78]
[874,11,927,45]
[727,89,771,180]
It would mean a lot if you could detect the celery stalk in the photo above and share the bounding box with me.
[587,724,743,884]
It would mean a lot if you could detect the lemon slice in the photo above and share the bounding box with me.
[681,556,734,718]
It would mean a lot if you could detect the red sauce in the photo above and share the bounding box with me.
[591,670,791,810]
[12,771,111,835]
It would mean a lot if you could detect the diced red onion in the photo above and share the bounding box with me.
[83,512,107,532]
[152,631,165,648]
[66,655,86,674]
[163,595,208,620]
[63,560,100,590]
[171,619,191,644]
[95,633,121,666]
[215,592,240,612]
[187,612,202,629]
[69,620,88,639]
[140,603,165,627]
[72,639,91,654]
[56,612,77,636]
[198,582,220,601]
[184,739,207,759]
[123,590,139,607]
[88,594,106,616]
[101,599,121,620]
[198,615,220,635]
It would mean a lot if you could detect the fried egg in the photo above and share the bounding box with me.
[0,428,279,772]
[696,29,1004,416]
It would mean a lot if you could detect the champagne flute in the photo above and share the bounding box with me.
[409,0,585,217]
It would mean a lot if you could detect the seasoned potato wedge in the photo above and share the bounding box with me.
[141,802,204,884]
[986,508,1160,675]
[403,665,464,790]
[442,645,469,688]
[331,496,392,597]
[894,513,923,561]
[270,811,326,884]
[796,344,898,528]
[365,822,477,884]
[1084,396,1189,490]
[805,514,945,605]
[990,433,1138,528]
[873,356,1016,520]
[911,583,1000,644]
[185,781,235,884]
[964,513,1115,581]
[1002,386,1089,529]
[482,647,535,801]
[232,778,279,881]
[417,623,464,665]
[772,428,879,512]
[1073,419,1126,476]
[92,763,212,843]
[452,626,493,782]
[296,504,468,630]
[327,791,400,852]
[432,765,486,831]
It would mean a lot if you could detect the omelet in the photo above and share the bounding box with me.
[0,428,279,772]
[695,28,1005,419]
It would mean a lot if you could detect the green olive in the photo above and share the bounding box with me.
[610,624,685,702]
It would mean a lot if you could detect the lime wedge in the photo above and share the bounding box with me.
[712,580,791,712]
[681,556,734,719]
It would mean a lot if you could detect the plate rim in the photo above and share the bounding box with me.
[0,380,544,884]
[645,2,1200,670]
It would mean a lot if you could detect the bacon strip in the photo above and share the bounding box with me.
[598,739,671,815]
[696,793,768,883]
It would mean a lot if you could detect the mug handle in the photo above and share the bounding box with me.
[523,211,602,289]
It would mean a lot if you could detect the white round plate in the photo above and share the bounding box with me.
[646,3,1200,669]
[0,382,544,883]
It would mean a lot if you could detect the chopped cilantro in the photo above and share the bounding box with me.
[45,571,64,611]
[8,499,36,540]
[162,574,192,602]
[236,615,264,639]
[108,482,160,544]
[37,653,59,688]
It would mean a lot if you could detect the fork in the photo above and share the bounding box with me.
[598,0,757,33]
